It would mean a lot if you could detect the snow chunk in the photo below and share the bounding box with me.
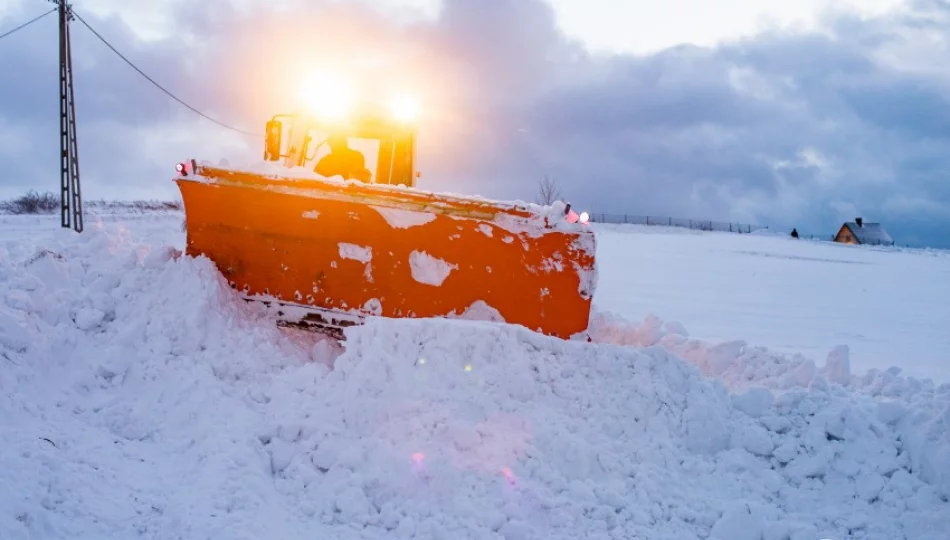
[73,307,106,331]
[822,344,851,385]
[362,298,382,316]
[684,381,732,454]
[371,205,436,229]
[447,300,506,322]
[710,503,764,540]
[789,359,818,387]
[338,243,372,263]
[663,320,689,337]
[731,423,775,456]
[302,210,320,220]
[0,307,29,352]
[732,387,774,418]
[4,289,32,311]
[876,401,908,425]
[408,250,457,286]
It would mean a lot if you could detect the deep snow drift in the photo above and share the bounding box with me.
[1,213,948,540]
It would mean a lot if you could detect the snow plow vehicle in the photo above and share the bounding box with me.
[173,87,597,340]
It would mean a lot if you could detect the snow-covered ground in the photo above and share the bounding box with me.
[594,224,950,384]
[1,208,948,540]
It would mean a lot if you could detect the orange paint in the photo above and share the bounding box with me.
[175,165,597,339]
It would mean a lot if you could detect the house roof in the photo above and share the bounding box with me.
[841,222,894,245]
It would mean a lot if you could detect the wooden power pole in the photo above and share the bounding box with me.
[51,0,82,232]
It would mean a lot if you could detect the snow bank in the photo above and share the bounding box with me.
[1,222,948,540]
[590,311,950,505]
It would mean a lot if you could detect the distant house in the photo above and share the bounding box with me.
[834,217,894,246]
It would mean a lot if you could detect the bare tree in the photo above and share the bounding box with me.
[536,174,562,205]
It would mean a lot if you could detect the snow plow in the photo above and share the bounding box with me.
[173,95,597,340]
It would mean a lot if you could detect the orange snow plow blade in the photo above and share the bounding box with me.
[175,164,597,339]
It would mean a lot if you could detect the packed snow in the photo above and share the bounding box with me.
[339,242,373,264]
[409,250,458,287]
[371,206,437,229]
[1,208,948,540]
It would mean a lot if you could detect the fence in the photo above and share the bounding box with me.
[796,233,835,242]
[587,212,757,234]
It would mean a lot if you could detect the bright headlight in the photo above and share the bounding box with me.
[388,93,420,122]
[301,72,354,121]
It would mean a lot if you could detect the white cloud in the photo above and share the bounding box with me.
[548,0,907,53]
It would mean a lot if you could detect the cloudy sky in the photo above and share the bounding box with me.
[1,0,948,247]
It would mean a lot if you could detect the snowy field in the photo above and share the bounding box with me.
[594,223,950,384]
[1,207,948,540]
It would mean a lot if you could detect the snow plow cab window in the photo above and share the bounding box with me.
[308,129,415,187]
[309,133,379,183]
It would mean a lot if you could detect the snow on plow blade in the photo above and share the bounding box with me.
[175,164,597,339]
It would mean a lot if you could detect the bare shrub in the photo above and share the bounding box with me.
[0,190,59,214]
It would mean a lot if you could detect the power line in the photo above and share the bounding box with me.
[70,10,261,138]
[0,7,56,41]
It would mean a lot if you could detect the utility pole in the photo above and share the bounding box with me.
[50,0,82,232]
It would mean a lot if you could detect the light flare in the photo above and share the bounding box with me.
[301,72,354,121]
[501,466,516,485]
[388,92,421,122]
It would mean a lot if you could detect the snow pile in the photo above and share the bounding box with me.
[590,311,950,503]
[0,225,319,540]
[1,223,948,540]
[445,300,506,322]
